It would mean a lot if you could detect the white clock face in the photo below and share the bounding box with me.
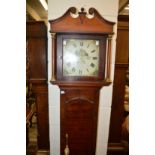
[63,39,99,76]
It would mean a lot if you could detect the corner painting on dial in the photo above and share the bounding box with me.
[63,39,99,76]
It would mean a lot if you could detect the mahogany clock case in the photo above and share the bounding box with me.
[56,33,108,82]
[49,7,115,155]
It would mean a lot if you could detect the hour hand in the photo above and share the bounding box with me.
[85,52,91,60]
[84,52,89,56]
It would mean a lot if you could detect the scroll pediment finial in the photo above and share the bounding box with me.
[81,7,85,12]
[88,8,94,15]
[78,7,87,24]
[69,7,77,14]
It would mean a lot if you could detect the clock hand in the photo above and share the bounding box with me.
[84,52,91,60]
[84,52,88,56]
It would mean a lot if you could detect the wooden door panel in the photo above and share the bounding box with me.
[36,89,49,149]
[115,20,129,64]
[28,38,47,81]
[109,66,127,142]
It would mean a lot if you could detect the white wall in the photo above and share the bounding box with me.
[48,1,118,155]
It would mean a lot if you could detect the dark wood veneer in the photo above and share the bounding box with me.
[28,38,47,82]
[108,15,129,154]
[26,21,49,150]
[34,85,49,149]
[26,21,47,38]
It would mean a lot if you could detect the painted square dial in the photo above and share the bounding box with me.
[63,39,99,76]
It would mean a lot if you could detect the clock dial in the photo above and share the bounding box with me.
[63,39,99,76]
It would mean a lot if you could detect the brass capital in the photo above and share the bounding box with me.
[108,34,113,40]
[51,32,56,38]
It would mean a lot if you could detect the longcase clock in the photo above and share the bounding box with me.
[49,7,115,155]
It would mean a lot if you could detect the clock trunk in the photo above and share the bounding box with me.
[60,88,99,155]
